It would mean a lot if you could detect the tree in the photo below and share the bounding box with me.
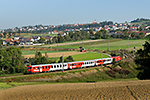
[8,31,12,38]
[94,31,102,39]
[12,32,16,37]
[139,32,145,38]
[57,35,65,43]
[39,37,46,43]
[64,56,74,62]
[3,32,7,38]
[135,38,150,79]
[18,29,21,36]
[131,32,137,39]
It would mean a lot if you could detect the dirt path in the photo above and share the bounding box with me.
[23,51,86,58]
[0,80,150,100]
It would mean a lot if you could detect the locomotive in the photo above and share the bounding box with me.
[27,56,121,73]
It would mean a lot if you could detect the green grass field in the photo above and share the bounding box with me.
[53,39,146,51]
[72,52,109,61]
[54,52,110,62]
[22,50,69,55]
[20,33,57,37]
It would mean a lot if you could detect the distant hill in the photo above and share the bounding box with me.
[131,18,150,23]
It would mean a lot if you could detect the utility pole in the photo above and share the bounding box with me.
[101,50,103,67]
[95,42,96,50]
[107,41,109,51]
[57,37,58,48]
[122,50,124,60]
[128,38,129,53]
[62,53,64,72]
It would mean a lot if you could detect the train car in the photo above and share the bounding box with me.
[27,63,68,73]
[68,60,95,69]
[94,58,113,66]
[111,56,121,62]
[27,56,121,73]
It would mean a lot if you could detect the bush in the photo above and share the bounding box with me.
[0,70,5,75]
[106,70,116,78]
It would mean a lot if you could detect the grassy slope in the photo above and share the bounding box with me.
[53,39,145,50]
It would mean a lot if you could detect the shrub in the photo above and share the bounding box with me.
[0,70,5,75]
[106,70,116,78]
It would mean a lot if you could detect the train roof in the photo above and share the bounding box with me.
[30,62,68,67]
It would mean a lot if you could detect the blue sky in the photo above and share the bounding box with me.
[0,0,150,29]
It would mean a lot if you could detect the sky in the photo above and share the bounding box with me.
[0,0,150,29]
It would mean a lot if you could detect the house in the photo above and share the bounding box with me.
[19,37,34,45]
[14,36,20,40]
[145,30,150,36]
[44,36,52,41]
[57,32,66,36]
[3,38,13,45]
[0,36,2,40]
[32,36,40,42]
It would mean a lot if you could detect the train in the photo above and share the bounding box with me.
[27,56,121,73]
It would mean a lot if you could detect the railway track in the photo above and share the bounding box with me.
[0,64,111,79]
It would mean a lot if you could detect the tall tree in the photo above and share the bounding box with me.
[3,32,7,38]
[135,37,150,79]
[8,31,12,38]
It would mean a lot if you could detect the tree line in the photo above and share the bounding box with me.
[0,47,26,75]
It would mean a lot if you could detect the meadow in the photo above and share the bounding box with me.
[20,33,57,37]
[52,39,146,51]
[71,52,109,61]
[22,50,69,55]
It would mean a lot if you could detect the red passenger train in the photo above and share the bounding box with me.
[27,56,121,73]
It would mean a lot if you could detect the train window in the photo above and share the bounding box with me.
[42,67,44,69]
[48,66,50,68]
[60,65,62,67]
[72,64,74,66]
[45,66,47,69]
[51,66,53,68]
[57,65,59,68]
[54,65,56,68]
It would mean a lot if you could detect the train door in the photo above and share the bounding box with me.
[40,66,42,72]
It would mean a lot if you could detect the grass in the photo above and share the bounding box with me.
[0,77,139,90]
[20,33,57,37]
[22,50,70,55]
[53,52,110,62]
[72,52,109,61]
[0,73,23,77]
[52,39,146,51]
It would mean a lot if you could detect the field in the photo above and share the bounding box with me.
[52,39,146,51]
[71,52,109,61]
[0,80,150,100]
[20,33,57,37]
[22,50,69,55]
[23,51,86,58]
[22,51,109,62]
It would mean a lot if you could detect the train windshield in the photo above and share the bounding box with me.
[27,67,32,69]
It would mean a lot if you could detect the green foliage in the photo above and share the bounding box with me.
[135,40,150,79]
[64,56,74,62]
[39,37,46,43]
[0,47,25,74]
